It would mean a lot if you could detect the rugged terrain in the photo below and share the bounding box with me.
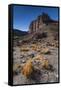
[13,13,59,85]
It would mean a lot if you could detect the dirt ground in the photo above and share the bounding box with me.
[13,41,59,85]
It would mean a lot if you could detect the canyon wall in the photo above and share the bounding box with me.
[29,13,58,33]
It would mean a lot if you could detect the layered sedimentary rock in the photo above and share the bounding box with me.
[29,13,58,33]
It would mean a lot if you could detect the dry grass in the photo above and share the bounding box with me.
[31,44,37,51]
[41,48,50,54]
[33,54,49,69]
[31,44,37,47]
[33,54,45,61]
[21,57,49,78]
[21,60,33,78]
[42,59,49,69]
[20,47,29,51]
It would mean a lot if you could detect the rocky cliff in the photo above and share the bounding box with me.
[29,13,58,33]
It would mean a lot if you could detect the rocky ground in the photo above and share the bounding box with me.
[13,36,59,85]
[12,12,59,85]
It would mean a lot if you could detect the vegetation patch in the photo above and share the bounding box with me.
[41,48,51,54]
[21,60,33,78]
[20,47,30,51]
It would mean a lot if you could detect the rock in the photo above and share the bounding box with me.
[29,12,55,33]
[35,32,47,39]
[48,72,57,82]
[13,69,20,76]
[47,64,54,71]
[20,55,24,58]
[30,68,41,82]
[28,53,35,58]
[40,73,48,83]
[21,59,26,63]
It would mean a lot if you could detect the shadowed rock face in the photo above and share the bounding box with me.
[29,13,58,33]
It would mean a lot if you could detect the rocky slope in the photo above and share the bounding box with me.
[13,13,59,85]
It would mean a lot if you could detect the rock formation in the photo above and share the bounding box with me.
[29,13,58,33]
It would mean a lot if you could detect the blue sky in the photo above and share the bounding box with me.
[13,5,59,31]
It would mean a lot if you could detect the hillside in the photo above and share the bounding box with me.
[13,29,28,36]
[13,13,59,85]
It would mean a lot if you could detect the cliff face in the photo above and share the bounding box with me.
[29,13,58,33]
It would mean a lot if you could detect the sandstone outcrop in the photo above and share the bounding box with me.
[29,13,58,33]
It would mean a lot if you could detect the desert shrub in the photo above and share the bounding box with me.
[41,48,50,54]
[20,47,29,51]
[32,47,37,51]
[37,45,41,52]
[33,55,44,61]
[42,60,49,69]
[31,44,37,51]
[33,54,49,70]
[31,44,37,48]
[31,44,41,51]
[21,60,33,78]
